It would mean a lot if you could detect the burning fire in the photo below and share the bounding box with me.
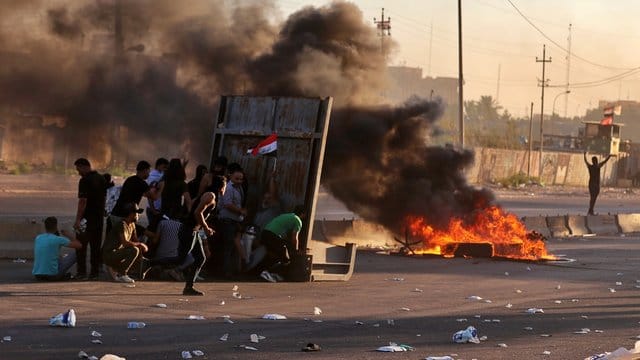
[408,206,556,261]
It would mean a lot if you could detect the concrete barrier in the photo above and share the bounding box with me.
[586,215,620,235]
[546,216,570,237]
[616,213,640,233]
[522,216,551,238]
[566,215,591,236]
[0,215,75,259]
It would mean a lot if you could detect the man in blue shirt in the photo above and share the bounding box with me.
[33,217,82,281]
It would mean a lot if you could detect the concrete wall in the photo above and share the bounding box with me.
[468,147,619,187]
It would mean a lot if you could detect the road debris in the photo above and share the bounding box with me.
[50,309,76,327]
[452,326,479,344]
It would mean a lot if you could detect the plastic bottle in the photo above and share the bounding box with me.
[127,322,146,329]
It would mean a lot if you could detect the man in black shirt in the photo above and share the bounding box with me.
[73,158,107,280]
[584,151,613,215]
[109,161,156,230]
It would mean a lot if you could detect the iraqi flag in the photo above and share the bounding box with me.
[248,133,277,156]
[600,116,613,125]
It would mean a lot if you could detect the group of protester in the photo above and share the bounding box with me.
[31,156,307,296]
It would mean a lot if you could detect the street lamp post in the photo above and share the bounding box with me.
[551,90,571,134]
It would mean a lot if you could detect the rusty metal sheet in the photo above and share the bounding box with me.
[210,96,333,252]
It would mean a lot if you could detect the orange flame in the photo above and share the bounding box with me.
[407,206,555,260]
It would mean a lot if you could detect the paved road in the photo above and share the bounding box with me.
[1,174,639,219]
[1,235,640,359]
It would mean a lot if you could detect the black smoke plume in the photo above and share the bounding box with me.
[0,0,493,233]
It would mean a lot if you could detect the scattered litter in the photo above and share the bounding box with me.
[355,321,364,325]
[617,273,624,276]
[497,343,508,348]
[483,319,492,323]
[219,333,229,341]
[554,300,562,304]
[126,322,146,329]
[584,340,640,359]
[223,318,234,324]
[474,315,481,318]
[153,303,167,308]
[556,284,562,290]
[504,272,509,276]
[232,285,238,292]
[524,327,533,331]
[467,295,483,301]
[609,288,617,293]
[91,331,101,337]
[301,343,321,352]
[311,319,323,323]
[515,289,523,294]
[526,266,532,271]
[542,350,551,355]
[412,288,424,293]
[456,318,468,322]
[452,326,479,344]
[3,336,12,342]
[181,351,192,359]
[616,282,623,286]
[388,277,405,282]
[505,303,513,308]
[376,343,414,352]
[232,292,242,299]
[400,307,411,311]
[262,314,287,320]
[91,339,102,344]
[574,328,591,334]
[492,319,501,323]
[540,334,552,337]
[314,307,322,315]
[250,334,259,343]
[238,345,258,351]
[100,355,125,360]
[178,298,189,302]
[192,350,204,356]
[595,330,604,333]
[483,299,493,303]
[425,356,454,360]
[526,308,544,314]
[12,258,26,263]
[186,315,206,320]
[78,351,89,358]
[49,309,76,327]
[373,323,380,327]
[122,284,135,288]
[219,301,225,306]
[479,336,488,341]
[387,319,395,326]
[572,299,580,302]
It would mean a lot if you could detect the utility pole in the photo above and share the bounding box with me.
[373,8,391,58]
[536,44,551,178]
[457,0,464,147]
[564,24,571,118]
[528,101,534,177]
[427,21,433,77]
[496,63,501,103]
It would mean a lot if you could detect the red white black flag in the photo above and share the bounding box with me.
[248,133,277,156]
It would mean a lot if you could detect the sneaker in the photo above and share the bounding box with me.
[183,287,205,296]
[115,274,135,284]
[260,270,276,283]
[272,273,285,282]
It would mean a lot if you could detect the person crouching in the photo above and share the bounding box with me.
[102,203,148,284]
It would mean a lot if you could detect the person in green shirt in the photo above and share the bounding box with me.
[102,203,148,284]
[259,205,306,282]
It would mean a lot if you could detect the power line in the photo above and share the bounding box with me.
[505,0,635,71]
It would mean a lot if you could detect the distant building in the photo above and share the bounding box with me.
[386,66,458,105]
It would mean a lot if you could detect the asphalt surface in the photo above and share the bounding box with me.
[2,235,640,359]
[2,174,640,359]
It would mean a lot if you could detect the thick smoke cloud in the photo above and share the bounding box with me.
[0,0,492,233]
[324,99,495,232]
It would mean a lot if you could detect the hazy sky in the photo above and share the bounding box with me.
[275,0,640,118]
